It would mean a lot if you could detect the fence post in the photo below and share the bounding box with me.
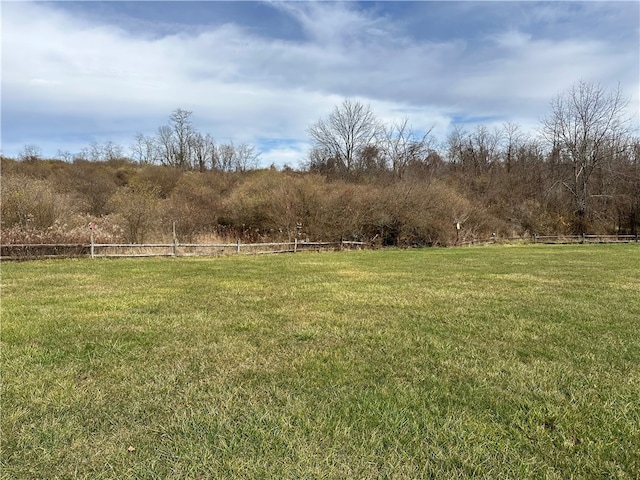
[172,221,177,257]
[532,234,537,244]
[90,231,95,259]
[237,239,241,254]
[294,238,298,253]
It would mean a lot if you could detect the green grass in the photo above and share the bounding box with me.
[2,245,640,479]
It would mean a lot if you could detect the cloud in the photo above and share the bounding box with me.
[1,1,638,161]
[258,141,311,169]
[491,30,533,49]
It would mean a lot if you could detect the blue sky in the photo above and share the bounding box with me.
[2,1,639,167]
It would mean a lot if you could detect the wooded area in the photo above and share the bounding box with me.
[2,81,638,247]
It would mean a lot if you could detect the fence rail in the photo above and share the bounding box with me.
[460,234,639,246]
[0,240,366,261]
[1,235,637,260]
[532,234,639,243]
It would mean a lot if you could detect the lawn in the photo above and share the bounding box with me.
[1,245,639,479]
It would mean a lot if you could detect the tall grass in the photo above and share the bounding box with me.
[2,245,639,478]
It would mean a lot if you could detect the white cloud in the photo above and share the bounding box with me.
[259,142,310,169]
[491,30,532,49]
[271,1,387,46]
[1,1,638,162]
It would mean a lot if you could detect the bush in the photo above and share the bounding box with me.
[109,184,162,243]
[222,170,301,241]
[1,175,74,230]
[164,171,227,241]
[0,215,124,245]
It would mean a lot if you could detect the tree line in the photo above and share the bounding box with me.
[36,108,260,173]
[3,80,639,246]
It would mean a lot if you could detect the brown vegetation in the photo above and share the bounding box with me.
[2,143,637,247]
[2,83,638,246]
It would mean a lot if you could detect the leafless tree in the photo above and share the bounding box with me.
[190,132,215,172]
[447,125,501,174]
[75,140,125,162]
[18,144,42,161]
[55,149,73,162]
[131,133,158,165]
[216,142,236,172]
[88,140,103,161]
[169,108,195,169]
[382,118,435,178]
[156,125,176,167]
[156,108,195,168]
[446,125,467,168]
[471,125,502,171]
[541,80,632,231]
[210,142,260,172]
[233,143,260,172]
[102,141,124,161]
[502,122,522,172]
[308,99,382,176]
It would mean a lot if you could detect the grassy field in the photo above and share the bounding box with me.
[1,244,639,479]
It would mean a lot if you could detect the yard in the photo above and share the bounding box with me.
[1,245,639,478]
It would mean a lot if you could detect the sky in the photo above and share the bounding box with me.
[2,0,639,167]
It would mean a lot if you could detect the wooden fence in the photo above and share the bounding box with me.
[460,234,639,246]
[0,239,366,261]
[1,234,638,260]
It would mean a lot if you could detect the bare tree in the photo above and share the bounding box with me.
[446,125,468,169]
[74,140,125,162]
[131,133,158,165]
[55,149,73,162]
[382,118,435,178]
[88,140,103,161]
[541,80,632,231]
[447,125,501,174]
[233,143,260,172]
[102,141,124,161]
[216,142,236,172]
[169,108,195,169]
[156,108,195,168]
[145,108,258,172]
[156,125,176,167]
[209,142,260,172]
[470,125,502,172]
[190,132,215,172]
[502,122,522,173]
[308,99,382,176]
[18,144,42,161]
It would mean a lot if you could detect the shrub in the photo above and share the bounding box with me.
[1,175,74,230]
[164,171,226,241]
[0,215,124,245]
[109,184,162,243]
